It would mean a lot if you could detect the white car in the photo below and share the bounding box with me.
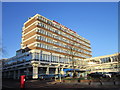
[103,73,112,78]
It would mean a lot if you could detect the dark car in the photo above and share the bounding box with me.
[108,72,118,77]
[87,72,103,78]
[116,72,120,78]
[39,74,55,80]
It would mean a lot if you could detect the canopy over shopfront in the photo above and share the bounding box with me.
[63,69,85,73]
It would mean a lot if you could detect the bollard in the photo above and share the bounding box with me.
[78,79,80,83]
[113,79,116,85]
[88,80,91,85]
[99,80,102,85]
[20,75,26,88]
[55,77,56,81]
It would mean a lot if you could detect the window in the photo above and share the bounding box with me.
[112,56,118,62]
[55,30,58,34]
[36,53,39,60]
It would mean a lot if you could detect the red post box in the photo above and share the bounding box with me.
[20,75,26,88]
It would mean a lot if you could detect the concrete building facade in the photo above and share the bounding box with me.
[2,14,92,79]
[84,53,120,73]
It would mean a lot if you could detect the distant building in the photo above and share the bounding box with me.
[84,53,120,73]
[2,14,92,79]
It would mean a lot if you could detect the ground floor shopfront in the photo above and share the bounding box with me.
[2,61,86,79]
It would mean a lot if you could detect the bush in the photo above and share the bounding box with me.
[79,77,85,80]
[87,76,91,80]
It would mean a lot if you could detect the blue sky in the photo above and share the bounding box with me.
[2,2,118,58]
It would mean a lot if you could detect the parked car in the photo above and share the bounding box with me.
[38,74,55,80]
[108,72,118,77]
[26,74,32,80]
[102,72,112,78]
[116,72,120,78]
[87,72,103,78]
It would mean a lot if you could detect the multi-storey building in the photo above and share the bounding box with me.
[2,14,92,79]
[84,53,120,73]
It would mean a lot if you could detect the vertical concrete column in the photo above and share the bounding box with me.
[13,71,16,79]
[50,52,52,63]
[32,52,36,60]
[5,72,7,78]
[110,57,114,70]
[60,68,64,75]
[55,67,58,74]
[3,72,4,78]
[39,51,41,61]
[46,66,49,75]
[17,70,20,79]
[110,57,113,62]
[39,50,42,61]
[26,68,29,76]
[2,72,3,77]
[8,71,10,78]
[33,66,38,79]
[2,72,4,78]
[31,61,39,79]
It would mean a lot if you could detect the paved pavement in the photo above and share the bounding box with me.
[2,78,120,89]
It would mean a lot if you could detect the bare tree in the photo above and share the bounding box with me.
[67,42,78,78]
[0,46,8,59]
